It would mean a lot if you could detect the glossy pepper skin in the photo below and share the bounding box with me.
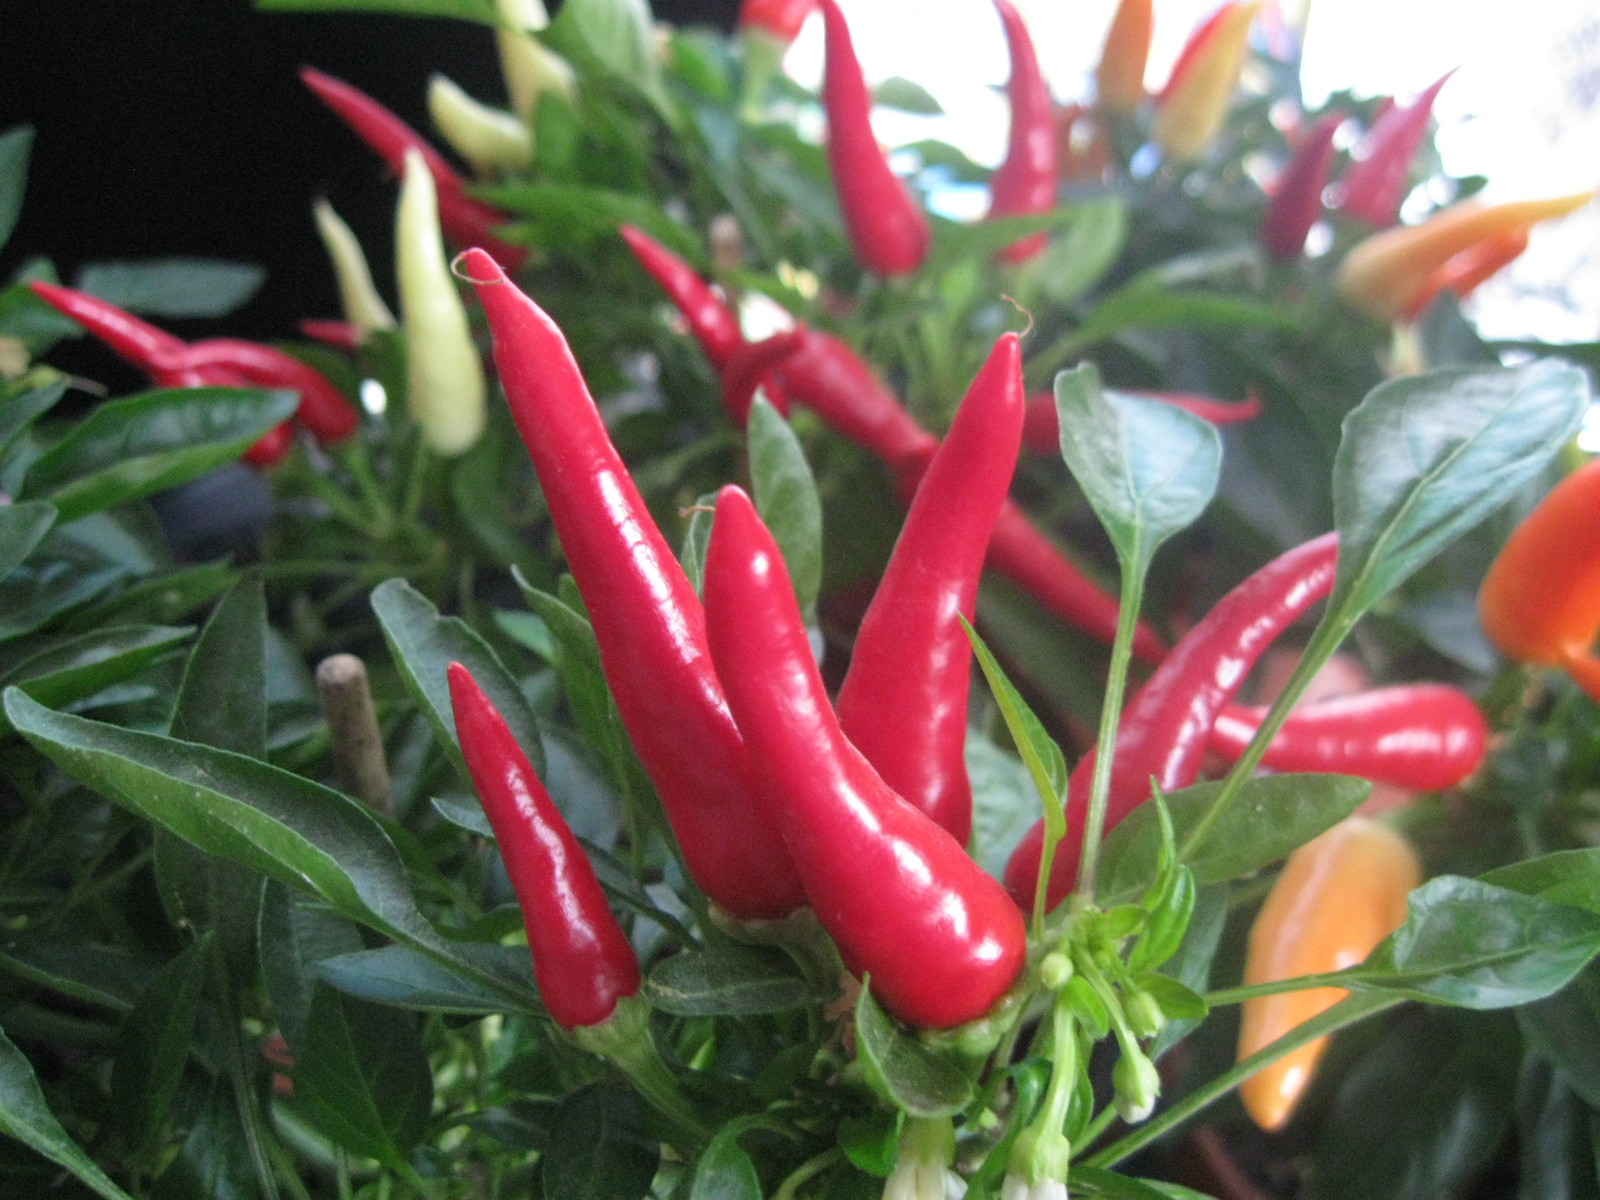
[458,249,804,920]
[1021,388,1260,454]
[448,663,640,1030]
[1094,0,1153,115]
[988,0,1057,263]
[703,485,1027,1028]
[1260,114,1341,260]
[738,0,817,44]
[1210,683,1487,792]
[1337,70,1453,229]
[1006,532,1340,911]
[1237,816,1420,1130]
[1479,457,1600,705]
[300,67,529,272]
[837,334,1024,845]
[720,327,806,426]
[1152,1,1259,163]
[818,0,930,277]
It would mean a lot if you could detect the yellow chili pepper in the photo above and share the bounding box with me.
[312,199,396,340]
[1094,0,1153,116]
[1479,456,1600,705]
[496,0,576,126]
[1151,1,1258,163]
[1237,816,1420,1131]
[1336,190,1593,322]
[427,74,531,176]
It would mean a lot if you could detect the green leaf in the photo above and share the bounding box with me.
[0,378,66,461]
[1330,361,1589,617]
[170,575,267,757]
[149,1074,261,1200]
[73,259,264,319]
[371,577,542,780]
[110,937,209,1153]
[1354,877,1600,1009]
[258,883,365,1059]
[680,490,716,596]
[550,0,667,113]
[837,1110,901,1177]
[540,1085,658,1200]
[1517,959,1600,1109]
[294,988,434,1171]
[0,623,192,729]
[963,618,1067,825]
[19,387,297,522]
[1483,849,1600,913]
[854,985,974,1118]
[0,127,33,253]
[254,0,496,20]
[873,76,942,114]
[0,500,56,585]
[1070,1166,1189,1199]
[0,1025,136,1200]
[966,731,1045,880]
[678,1121,765,1200]
[317,944,530,1014]
[748,397,823,618]
[482,183,701,258]
[1053,365,1220,578]
[1100,774,1370,897]
[645,943,835,1016]
[1039,197,1127,306]
[1073,285,1298,348]
[1513,1055,1600,1200]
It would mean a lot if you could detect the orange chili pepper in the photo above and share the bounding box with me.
[1094,0,1153,115]
[1237,817,1420,1131]
[1478,456,1600,705]
[1152,1,1259,163]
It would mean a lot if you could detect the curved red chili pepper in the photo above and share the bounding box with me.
[738,0,817,44]
[448,663,641,1030]
[720,327,805,425]
[157,359,296,468]
[166,339,359,444]
[818,0,930,277]
[704,485,1026,1028]
[458,248,804,920]
[1337,69,1454,229]
[300,67,528,271]
[1005,531,1340,911]
[775,331,937,466]
[1021,388,1261,455]
[299,319,364,351]
[1260,114,1341,260]
[837,334,1024,846]
[1208,683,1486,792]
[988,0,1057,263]
[618,225,744,373]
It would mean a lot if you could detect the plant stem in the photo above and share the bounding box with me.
[772,1148,843,1200]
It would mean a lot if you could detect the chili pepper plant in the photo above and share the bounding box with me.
[1,2,1598,1198]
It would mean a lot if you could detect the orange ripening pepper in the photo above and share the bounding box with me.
[1336,190,1593,322]
[1478,456,1600,704]
[1151,1,1259,163]
[1094,0,1153,115]
[1237,817,1420,1131]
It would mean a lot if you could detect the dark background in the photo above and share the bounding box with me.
[1,0,740,374]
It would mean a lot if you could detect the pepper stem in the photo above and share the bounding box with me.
[573,994,711,1150]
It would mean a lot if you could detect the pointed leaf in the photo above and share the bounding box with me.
[854,985,974,1118]
[110,937,210,1153]
[748,398,823,619]
[0,127,32,251]
[73,259,265,319]
[0,501,56,585]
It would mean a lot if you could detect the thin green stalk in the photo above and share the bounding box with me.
[772,1148,843,1200]
[1204,968,1366,1007]
[1083,992,1403,1167]
[1076,1102,1119,1153]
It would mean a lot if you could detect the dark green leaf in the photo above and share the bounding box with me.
[0,624,191,727]
[1075,285,1298,347]
[150,1074,261,1200]
[646,943,835,1016]
[74,259,264,319]
[170,575,266,757]
[1515,1053,1600,1200]
[1484,849,1600,914]
[1354,877,1600,1008]
[1070,1166,1187,1199]
[0,500,56,584]
[317,943,529,1014]
[0,127,33,251]
[837,1110,900,1177]
[371,576,542,780]
[1149,885,1226,1059]
[541,1085,659,1200]
[19,387,296,522]
[1101,774,1370,897]
[1053,365,1220,577]
[679,1122,764,1200]
[1038,197,1127,306]
[0,1026,136,1200]
[254,0,496,20]
[295,988,433,1170]
[110,937,209,1153]
[484,183,700,258]
[1330,361,1589,616]
[854,985,974,1118]
[0,378,66,461]
[1518,959,1600,1109]
[258,883,365,1058]
[748,397,823,618]
[0,943,149,1014]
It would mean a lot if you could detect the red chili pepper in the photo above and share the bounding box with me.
[1337,70,1454,229]
[703,484,1026,1028]
[618,226,744,374]
[458,249,804,920]
[1259,114,1341,260]
[836,335,1024,846]
[1005,532,1340,911]
[167,339,359,444]
[775,331,937,465]
[1209,683,1487,792]
[988,0,1057,264]
[1021,388,1260,455]
[447,662,640,1030]
[299,319,364,352]
[720,327,805,426]
[818,0,930,277]
[299,67,529,271]
[738,0,817,44]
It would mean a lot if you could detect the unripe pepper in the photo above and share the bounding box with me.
[818,0,930,276]
[494,0,577,126]
[300,67,529,271]
[1237,816,1420,1130]
[1152,1,1259,164]
[836,334,1024,845]
[396,150,486,457]
[1259,114,1341,260]
[1005,532,1339,912]
[1478,456,1600,705]
[988,0,1057,264]
[447,663,640,1030]
[1209,683,1487,792]
[457,248,804,920]
[312,199,397,340]
[703,485,1026,1028]
[1337,70,1453,229]
[427,74,531,176]
[1094,0,1153,116]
